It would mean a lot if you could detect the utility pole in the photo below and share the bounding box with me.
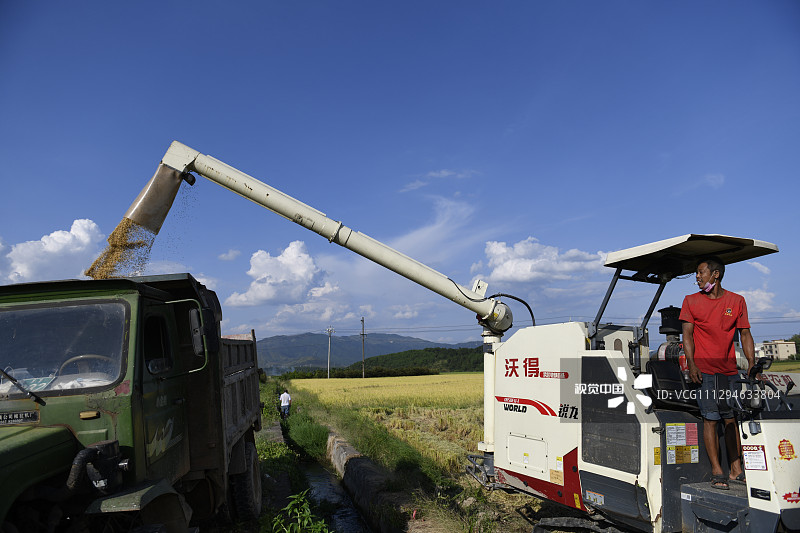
[361,317,367,378]
[326,326,334,379]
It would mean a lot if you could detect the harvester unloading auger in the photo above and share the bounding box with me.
[126,141,798,533]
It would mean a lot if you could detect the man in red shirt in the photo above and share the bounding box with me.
[680,256,756,490]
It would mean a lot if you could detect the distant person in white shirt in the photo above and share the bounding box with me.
[279,389,291,419]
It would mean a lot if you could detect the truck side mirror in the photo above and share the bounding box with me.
[190,308,205,357]
[166,299,217,377]
[189,307,220,357]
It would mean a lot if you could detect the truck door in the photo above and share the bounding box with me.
[140,305,190,481]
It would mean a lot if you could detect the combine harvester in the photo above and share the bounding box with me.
[129,141,798,533]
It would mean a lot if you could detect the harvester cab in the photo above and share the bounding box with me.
[125,142,797,532]
[469,234,799,533]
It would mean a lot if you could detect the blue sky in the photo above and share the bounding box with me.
[1,1,798,347]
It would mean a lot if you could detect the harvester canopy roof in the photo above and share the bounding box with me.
[604,234,778,280]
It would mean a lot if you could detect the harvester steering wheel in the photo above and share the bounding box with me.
[729,374,793,413]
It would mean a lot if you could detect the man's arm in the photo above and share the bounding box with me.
[682,321,701,383]
[740,328,757,376]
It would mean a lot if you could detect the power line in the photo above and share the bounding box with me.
[259,314,800,339]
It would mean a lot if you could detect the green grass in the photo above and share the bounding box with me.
[255,438,300,479]
[284,410,330,460]
[270,377,551,532]
[291,385,447,490]
[769,360,800,372]
[254,378,323,530]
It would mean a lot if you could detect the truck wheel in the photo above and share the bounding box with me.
[230,441,262,521]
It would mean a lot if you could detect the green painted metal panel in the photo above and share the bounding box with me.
[0,425,78,519]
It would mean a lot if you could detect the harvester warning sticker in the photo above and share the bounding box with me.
[665,423,699,464]
[585,490,604,506]
[550,457,564,485]
[667,446,699,465]
[654,447,661,465]
[779,439,797,461]
[666,423,698,446]
[742,445,767,471]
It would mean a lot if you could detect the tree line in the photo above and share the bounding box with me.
[790,333,800,357]
[278,345,484,379]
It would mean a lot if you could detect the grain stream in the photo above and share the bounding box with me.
[85,217,155,279]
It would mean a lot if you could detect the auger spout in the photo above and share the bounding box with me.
[129,141,513,334]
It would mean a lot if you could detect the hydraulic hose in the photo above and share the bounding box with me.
[66,448,98,491]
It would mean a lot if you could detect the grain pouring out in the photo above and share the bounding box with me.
[85,163,194,279]
[84,217,156,279]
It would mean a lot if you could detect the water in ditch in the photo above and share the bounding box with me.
[303,462,373,533]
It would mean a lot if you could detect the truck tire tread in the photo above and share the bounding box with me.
[230,441,262,521]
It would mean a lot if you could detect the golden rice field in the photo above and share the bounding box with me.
[771,360,800,372]
[291,373,483,408]
[287,373,543,532]
[290,373,485,473]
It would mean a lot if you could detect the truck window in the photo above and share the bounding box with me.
[0,301,127,396]
[143,315,173,374]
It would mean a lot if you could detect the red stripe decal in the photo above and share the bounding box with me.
[495,396,557,416]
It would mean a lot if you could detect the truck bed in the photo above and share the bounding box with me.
[220,335,262,445]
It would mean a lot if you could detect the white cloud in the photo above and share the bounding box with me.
[401,169,477,192]
[400,180,427,192]
[484,237,605,283]
[392,305,419,319]
[192,273,218,290]
[748,261,771,275]
[671,173,726,198]
[737,288,775,313]
[428,169,477,179]
[389,196,477,264]
[309,281,339,298]
[542,281,609,299]
[269,300,353,328]
[225,241,323,306]
[218,249,241,261]
[144,260,190,275]
[703,173,725,188]
[427,169,456,178]
[144,262,220,289]
[4,219,104,283]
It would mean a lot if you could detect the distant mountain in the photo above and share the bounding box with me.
[256,332,480,373]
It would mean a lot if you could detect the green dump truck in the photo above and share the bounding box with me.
[0,273,262,532]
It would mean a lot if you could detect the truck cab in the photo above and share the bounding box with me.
[0,274,262,532]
